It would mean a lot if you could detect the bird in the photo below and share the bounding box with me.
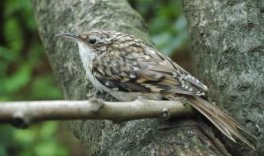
[56,30,255,149]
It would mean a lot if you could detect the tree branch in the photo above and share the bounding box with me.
[0,98,193,128]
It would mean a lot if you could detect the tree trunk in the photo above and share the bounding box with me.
[183,0,263,155]
[30,0,247,155]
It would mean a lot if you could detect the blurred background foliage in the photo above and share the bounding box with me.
[0,0,189,155]
[129,0,189,56]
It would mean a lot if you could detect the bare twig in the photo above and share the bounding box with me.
[0,98,194,128]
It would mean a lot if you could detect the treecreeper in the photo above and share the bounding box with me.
[56,31,256,149]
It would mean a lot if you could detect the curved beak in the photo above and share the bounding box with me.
[55,33,80,40]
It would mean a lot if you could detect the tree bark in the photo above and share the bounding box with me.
[183,0,263,155]
[32,0,236,155]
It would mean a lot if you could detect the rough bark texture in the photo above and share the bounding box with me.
[183,0,264,155]
[32,0,235,155]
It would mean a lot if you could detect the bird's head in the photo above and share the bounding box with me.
[56,31,118,60]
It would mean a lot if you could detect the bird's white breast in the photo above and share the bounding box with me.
[77,42,106,91]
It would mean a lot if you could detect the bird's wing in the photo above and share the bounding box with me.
[92,45,207,96]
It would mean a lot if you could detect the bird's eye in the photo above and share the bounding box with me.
[89,38,97,44]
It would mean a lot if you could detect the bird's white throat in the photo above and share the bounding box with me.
[77,41,107,92]
[77,42,96,69]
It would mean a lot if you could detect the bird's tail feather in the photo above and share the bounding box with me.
[185,96,256,149]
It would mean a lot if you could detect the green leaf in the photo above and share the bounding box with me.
[30,75,62,100]
[34,141,67,156]
[4,18,23,52]
[0,46,19,61]
[4,64,31,94]
[13,128,37,146]
[39,122,58,138]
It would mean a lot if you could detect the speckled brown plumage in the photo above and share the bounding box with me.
[57,31,255,149]
[86,31,208,96]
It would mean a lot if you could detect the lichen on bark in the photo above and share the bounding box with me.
[183,0,264,155]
